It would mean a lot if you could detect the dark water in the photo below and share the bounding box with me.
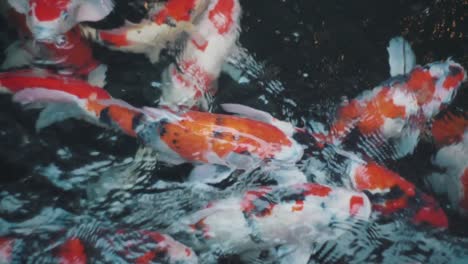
[1,0,468,263]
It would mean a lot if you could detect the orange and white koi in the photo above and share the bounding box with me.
[0,68,111,100]
[168,183,371,263]
[2,8,105,82]
[314,37,466,162]
[0,70,303,177]
[83,0,242,109]
[427,111,468,216]
[0,228,198,263]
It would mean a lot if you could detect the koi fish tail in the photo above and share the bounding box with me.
[387,36,416,77]
[160,0,241,110]
[0,69,143,136]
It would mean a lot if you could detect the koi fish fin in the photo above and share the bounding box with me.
[1,41,34,70]
[87,64,108,88]
[35,103,86,132]
[12,88,79,105]
[6,0,28,14]
[188,164,235,184]
[10,88,93,131]
[387,36,416,77]
[221,103,296,136]
[76,0,114,23]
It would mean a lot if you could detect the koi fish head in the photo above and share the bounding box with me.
[8,0,114,41]
[407,60,466,119]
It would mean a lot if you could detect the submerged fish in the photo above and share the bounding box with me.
[0,228,198,263]
[427,111,468,216]
[168,183,371,263]
[7,0,114,41]
[2,9,107,84]
[6,0,243,109]
[0,69,303,183]
[314,37,466,162]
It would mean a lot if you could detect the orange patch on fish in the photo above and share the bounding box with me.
[32,0,71,21]
[43,27,98,75]
[349,195,364,216]
[154,0,196,24]
[99,31,130,47]
[406,68,436,106]
[443,66,465,90]
[431,112,468,146]
[291,200,304,212]
[353,162,415,196]
[0,70,111,99]
[58,238,87,264]
[302,184,332,197]
[159,111,292,162]
[208,0,235,34]
[358,88,406,134]
[413,194,448,228]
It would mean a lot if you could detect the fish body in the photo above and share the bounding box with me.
[347,160,448,228]
[168,183,371,262]
[0,69,111,100]
[2,9,104,79]
[0,228,198,263]
[7,0,114,41]
[0,69,303,171]
[428,112,468,216]
[318,60,466,162]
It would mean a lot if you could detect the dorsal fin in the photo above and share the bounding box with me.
[387,36,416,76]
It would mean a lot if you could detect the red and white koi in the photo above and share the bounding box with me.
[0,229,198,263]
[2,8,106,83]
[158,0,241,109]
[347,159,448,228]
[6,0,242,109]
[0,69,303,179]
[427,111,468,216]
[7,0,114,41]
[168,183,371,263]
[314,37,466,161]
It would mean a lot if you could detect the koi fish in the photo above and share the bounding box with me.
[87,0,242,109]
[7,0,114,41]
[168,183,371,263]
[2,9,106,84]
[314,37,466,162]
[427,111,468,216]
[156,0,242,109]
[0,228,198,263]
[0,70,303,183]
[0,68,111,130]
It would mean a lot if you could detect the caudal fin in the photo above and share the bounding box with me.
[387,36,416,76]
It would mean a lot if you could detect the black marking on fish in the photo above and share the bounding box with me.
[158,119,169,137]
[99,107,112,126]
[132,113,144,131]
[449,65,462,76]
[212,131,224,139]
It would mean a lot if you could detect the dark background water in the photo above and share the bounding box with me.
[0,0,468,263]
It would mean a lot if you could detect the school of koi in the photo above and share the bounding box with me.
[0,0,467,263]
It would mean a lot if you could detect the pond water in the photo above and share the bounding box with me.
[0,0,467,263]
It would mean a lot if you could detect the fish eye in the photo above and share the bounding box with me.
[55,35,67,47]
[61,11,69,20]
